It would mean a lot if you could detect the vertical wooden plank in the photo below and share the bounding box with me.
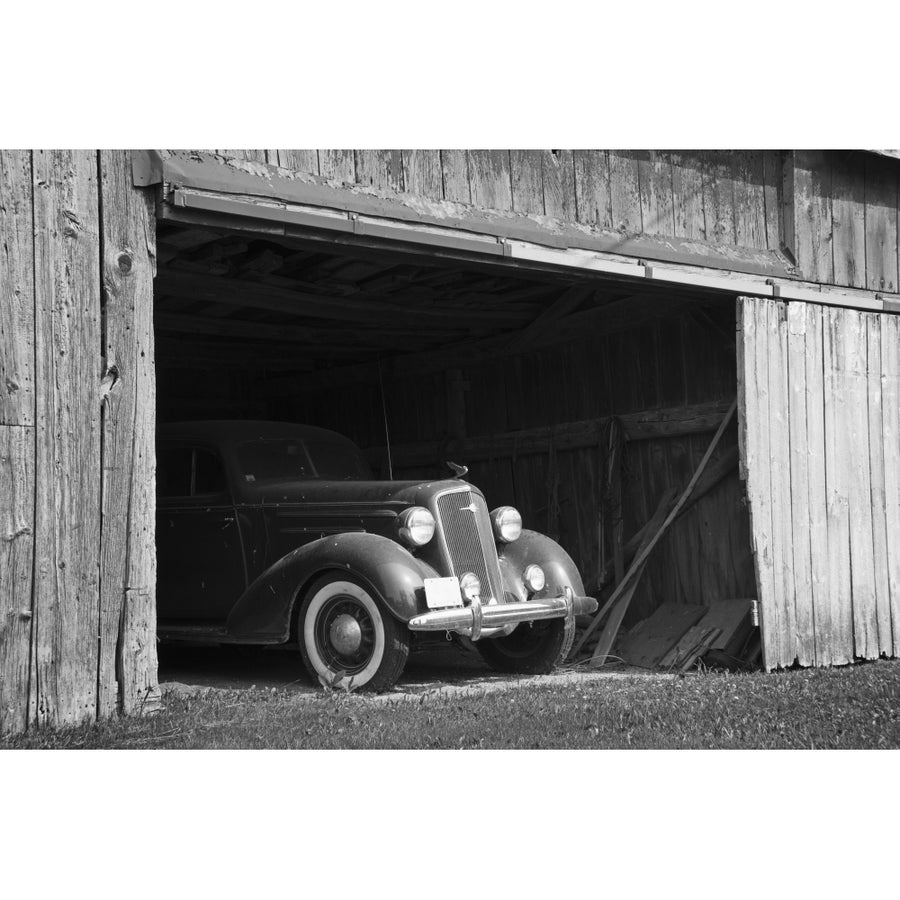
[737,297,779,669]
[864,155,899,293]
[31,150,102,728]
[608,150,642,234]
[318,149,356,184]
[574,150,612,229]
[702,150,736,244]
[844,310,879,658]
[0,425,34,735]
[467,150,513,211]
[217,149,267,163]
[98,150,160,718]
[762,150,783,252]
[0,149,35,736]
[440,150,471,203]
[266,150,319,174]
[865,314,893,656]
[831,152,867,288]
[354,150,404,192]
[733,150,767,251]
[1,151,35,427]
[637,150,675,237]
[787,303,815,665]
[823,306,854,664]
[804,302,832,665]
[670,151,706,241]
[766,300,797,666]
[510,150,544,215]
[793,150,834,284]
[880,313,900,657]
[541,149,575,221]
[782,151,796,262]
[401,150,442,199]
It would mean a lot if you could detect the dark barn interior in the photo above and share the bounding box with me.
[153,219,755,629]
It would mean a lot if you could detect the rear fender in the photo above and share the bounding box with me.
[225,532,440,643]
[498,529,587,601]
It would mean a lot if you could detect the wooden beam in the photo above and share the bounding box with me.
[505,284,594,353]
[154,268,532,329]
[364,399,734,468]
[153,309,464,344]
[269,291,699,396]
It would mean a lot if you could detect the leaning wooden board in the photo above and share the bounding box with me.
[617,603,708,668]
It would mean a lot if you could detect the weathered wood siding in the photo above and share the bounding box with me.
[215,149,899,293]
[0,150,157,736]
[738,296,900,669]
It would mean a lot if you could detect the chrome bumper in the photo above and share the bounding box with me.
[408,588,598,641]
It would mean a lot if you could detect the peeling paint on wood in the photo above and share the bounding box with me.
[468,150,513,212]
[401,150,442,200]
[510,150,543,215]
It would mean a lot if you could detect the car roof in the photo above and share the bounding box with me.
[158,420,358,447]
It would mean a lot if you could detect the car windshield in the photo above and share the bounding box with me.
[237,437,371,483]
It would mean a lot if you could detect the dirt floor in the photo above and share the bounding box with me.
[157,641,643,702]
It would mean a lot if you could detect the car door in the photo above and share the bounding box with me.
[156,442,247,622]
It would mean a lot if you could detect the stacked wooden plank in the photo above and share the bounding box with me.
[615,599,756,672]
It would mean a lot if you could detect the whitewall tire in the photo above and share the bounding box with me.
[298,575,410,692]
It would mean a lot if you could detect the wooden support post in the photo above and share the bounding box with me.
[98,150,160,717]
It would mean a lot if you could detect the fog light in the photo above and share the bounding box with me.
[523,564,545,593]
[460,572,481,602]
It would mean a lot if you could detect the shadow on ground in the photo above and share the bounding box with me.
[157,641,494,695]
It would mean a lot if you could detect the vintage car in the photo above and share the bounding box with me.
[156,420,598,691]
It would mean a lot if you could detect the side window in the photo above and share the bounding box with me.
[158,445,228,499]
[158,446,193,498]
[194,448,227,496]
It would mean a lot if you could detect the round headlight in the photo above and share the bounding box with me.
[459,572,481,602]
[523,564,546,593]
[397,507,435,547]
[491,506,522,543]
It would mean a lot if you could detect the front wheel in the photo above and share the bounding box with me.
[298,575,410,692]
[476,618,572,674]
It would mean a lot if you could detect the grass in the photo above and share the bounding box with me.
[3,659,899,750]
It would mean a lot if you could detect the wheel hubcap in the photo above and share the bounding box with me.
[329,613,363,655]
[313,594,377,675]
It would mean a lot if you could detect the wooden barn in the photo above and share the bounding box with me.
[2,148,899,735]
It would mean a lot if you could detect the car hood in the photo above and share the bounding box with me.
[238,477,477,508]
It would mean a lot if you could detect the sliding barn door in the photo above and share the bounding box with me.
[737,297,900,669]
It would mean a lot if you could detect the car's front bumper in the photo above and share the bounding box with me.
[407,587,598,641]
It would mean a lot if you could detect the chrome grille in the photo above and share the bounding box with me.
[434,488,503,603]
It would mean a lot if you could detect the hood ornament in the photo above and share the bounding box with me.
[446,460,468,479]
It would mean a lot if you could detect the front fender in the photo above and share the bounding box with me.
[225,532,440,643]
[498,529,587,601]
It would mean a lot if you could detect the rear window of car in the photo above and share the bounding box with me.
[237,438,370,482]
